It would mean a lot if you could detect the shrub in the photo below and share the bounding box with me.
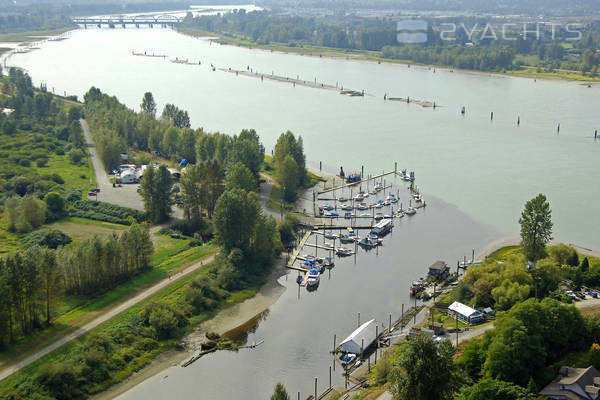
[55,147,65,156]
[19,158,31,167]
[36,158,48,167]
[22,229,72,249]
[36,362,82,400]
[68,148,84,164]
[141,302,188,339]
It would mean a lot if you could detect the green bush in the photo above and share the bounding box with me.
[36,158,48,167]
[141,302,188,340]
[21,229,72,249]
[68,148,84,164]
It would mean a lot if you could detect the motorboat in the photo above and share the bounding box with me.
[369,190,377,196]
[357,202,368,210]
[323,204,334,211]
[307,269,320,287]
[346,173,361,183]
[344,212,355,219]
[410,280,425,295]
[324,255,335,268]
[374,182,384,191]
[375,202,384,209]
[374,213,384,221]
[336,247,354,256]
[341,204,353,211]
[324,231,339,239]
[324,211,339,217]
[338,197,348,202]
[405,208,417,215]
[383,199,391,206]
[323,242,335,249]
[358,237,378,248]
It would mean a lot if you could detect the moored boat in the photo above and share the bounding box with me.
[336,247,354,256]
[410,280,425,295]
[307,269,321,286]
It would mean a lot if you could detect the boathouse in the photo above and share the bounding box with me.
[428,261,450,281]
[448,301,484,324]
[339,319,377,355]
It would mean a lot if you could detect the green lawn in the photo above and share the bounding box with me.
[486,245,522,260]
[34,152,96,195]
[45,217,127,243]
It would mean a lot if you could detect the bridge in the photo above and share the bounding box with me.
[72,14,183,28]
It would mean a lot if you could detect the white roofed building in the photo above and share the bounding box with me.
[339,319,377,355]
[448,301,485,324]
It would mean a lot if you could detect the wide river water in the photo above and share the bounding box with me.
[6,25,600,399]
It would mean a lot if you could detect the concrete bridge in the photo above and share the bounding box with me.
[72,14,183,29]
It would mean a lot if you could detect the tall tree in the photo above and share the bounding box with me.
[389,334,460,400]
[140,92,157,119]
[225,162,256,192]
[519,194,553,262]
[180,164,204,223]
[213,189,260,252]
[140,165,173,223]
[271,382,290,400]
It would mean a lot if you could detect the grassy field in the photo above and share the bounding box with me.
[0,234,217,372]
[34,152,96,195]
[0,28,75,43]
[45,217,127,242]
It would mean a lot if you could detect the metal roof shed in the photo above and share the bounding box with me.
[339,319,377,355]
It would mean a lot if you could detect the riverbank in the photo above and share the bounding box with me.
[92,254,288,400]
[0,27,76,76]
[177,27,600,84]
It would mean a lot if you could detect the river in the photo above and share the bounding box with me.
[5,23,600,399]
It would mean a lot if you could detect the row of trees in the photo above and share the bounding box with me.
[180,10,600,74]
[57,224,153,295]
[0,246,58,343]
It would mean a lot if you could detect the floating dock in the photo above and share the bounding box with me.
[387,97,439,108]
[220,68,365,96]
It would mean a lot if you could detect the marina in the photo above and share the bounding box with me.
[6,27,599,400]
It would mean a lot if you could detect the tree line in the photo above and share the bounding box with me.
[180,10,600,75]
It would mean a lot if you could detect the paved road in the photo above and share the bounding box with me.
[0,254,215,381]
[258,173,282,220]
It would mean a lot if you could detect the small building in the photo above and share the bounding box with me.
[429,322,444,335]
[339,319,377,355]
[2,108,14,116]
[448,301,485,324]
[540,366,600,400]
[120,169,137,184]
[482,307,495,316]
[428,261,450,281]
